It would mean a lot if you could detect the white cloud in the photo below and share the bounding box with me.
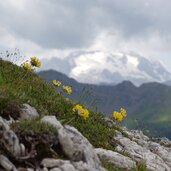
[127,55,139,67]
[1,0,171,71]
[70,51,109,77]
[6,0,28,11]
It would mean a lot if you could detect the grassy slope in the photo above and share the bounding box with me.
[0,59,147,171]
[39,70,171,139]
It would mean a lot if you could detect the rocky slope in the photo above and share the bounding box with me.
[1,103,171,171]
[1,59,171,171]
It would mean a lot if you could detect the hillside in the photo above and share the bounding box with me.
[0,58,136,170]
[2,59,171,170]
[39,70,171,139]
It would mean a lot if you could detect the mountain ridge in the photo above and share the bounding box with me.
[41,51,171,86]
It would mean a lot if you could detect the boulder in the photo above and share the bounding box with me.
[0,155,17,171]
[41,115,63,130]
[0,116,25,157]
[114,130,170,171]
[20,104,39,119]
[41,116,105,170]
[41,158,107,171]
[148,141,171,168]
[95,148,136,170]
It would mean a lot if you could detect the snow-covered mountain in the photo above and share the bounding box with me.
[41,51,171,86]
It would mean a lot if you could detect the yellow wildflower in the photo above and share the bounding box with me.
[53,80,62,87]
[120,107,127,117]
[73,104,89,120]
[82,108,89,120]
[30,56,41,68]
[21,62,32,71]
[62,85,72,94]
[113,111,123,122]
[73,104,83,112]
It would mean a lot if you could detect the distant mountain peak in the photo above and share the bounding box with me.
[41,51,171,86]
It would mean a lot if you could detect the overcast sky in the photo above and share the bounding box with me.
[1,0,171,71]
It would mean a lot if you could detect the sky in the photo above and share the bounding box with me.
[1,0,171,72]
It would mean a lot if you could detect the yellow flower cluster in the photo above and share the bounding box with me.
[22,62,33,71]
[30,56,41,68]
[21,56,41,71]
[113,111,123,122]
[53,80,62,87]
[52,80,72,94]
[62,85,72,94]
[120,107,127,117]
[113,107,127,122]
[73,104,89,120]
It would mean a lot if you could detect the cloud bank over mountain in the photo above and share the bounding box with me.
[1,0,171,70]
[41,51,171,86]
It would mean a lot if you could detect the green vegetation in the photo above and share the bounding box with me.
[11,118,58,136]
[0,59,72,116]
[0,59,116,150]
[0,59,149,170]
[40,70,171,139]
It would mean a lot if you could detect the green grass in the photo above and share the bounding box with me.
[11,118,58,135]
[0,59,116,150]
[0,59,71,116]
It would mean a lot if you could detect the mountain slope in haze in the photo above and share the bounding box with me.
[39,70,171,139]
[41,51,171,86]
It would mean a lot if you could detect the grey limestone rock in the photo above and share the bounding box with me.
[41,116,105,171]
[41,158,107,171]
[0,155,17,171]
[114,129,170,171]
[20,103,39,119]
[0,116,26,157]
[95,148,136,170]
